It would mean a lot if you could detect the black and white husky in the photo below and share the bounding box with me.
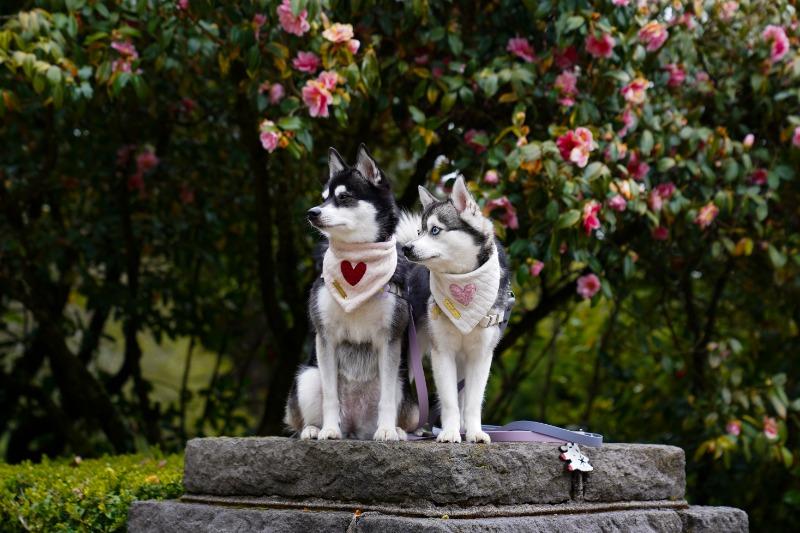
[398,176,511,443]
[284,145,418,441]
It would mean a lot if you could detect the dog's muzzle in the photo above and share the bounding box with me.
[307,207,322,223]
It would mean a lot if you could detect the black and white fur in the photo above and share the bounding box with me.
[284,145,418,441]
[398,177,510,443]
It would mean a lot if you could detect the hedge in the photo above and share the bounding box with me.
[0,453,183,532]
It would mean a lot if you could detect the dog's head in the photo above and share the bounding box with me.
[402,176,495,274]
[307,144,398,243]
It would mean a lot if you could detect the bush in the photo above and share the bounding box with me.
[0,453,183,532]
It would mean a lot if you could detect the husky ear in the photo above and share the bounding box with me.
[328,147,347,180]
[355,143,383,186]
[418,186,438,209]
[450,175,478,215]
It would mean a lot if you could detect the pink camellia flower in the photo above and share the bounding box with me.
[608,194,627,212]
[317,70,339,91]
[792,126,800,148]
[507,37,535,63]
[655,182,676,199]
[582,200,601,235]
[619,107,636,137]
[586,33,615,59]
[621,77,648,105]
[663,64,686,87]
[695,202,719,229]
[323,23,354,43]
[464,129,488,154]
[112,59,132,74]
[484,169,499,185]
[638,21,669,52]
[177,0,189,10]
[136,150,159,173]
[556,127,596,168]
[726,420,741,437]
[302,80,333,118]
[613,0,630,5]
[276,0,310,36]
[763,416,779,440]
[260,131,280,153]
[292,51,321,73]
[762,25,790,63]
[652,226,669,240]
[530,260,544,277]
[414,54,430,65]
[649,190,663,212]
[269,83,285,105]
[720,2,738,21]
[749,168,768,186]
[346,39,361,54]
[577,274,601,299]
[627,151,650,180]
[128,173,145,192]
[554,70,578,107]
[554,45,578,69]
[743,133,755,149]
[253,13,267,40]
[485,196,519,229]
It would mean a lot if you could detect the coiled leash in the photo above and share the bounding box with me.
[393,286,603,447]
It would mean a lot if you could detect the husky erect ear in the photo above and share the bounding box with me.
[355,143,383,186]
[418,186,438,209]
[328,147,347,180]
[450,175,478,215]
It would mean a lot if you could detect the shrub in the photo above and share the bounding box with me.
[0,453,183,532]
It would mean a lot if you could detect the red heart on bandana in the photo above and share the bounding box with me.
[341,261,367,286]
[449,283,477,306]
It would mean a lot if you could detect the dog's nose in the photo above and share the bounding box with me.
[402,244,413,257]
[307,207,322,221]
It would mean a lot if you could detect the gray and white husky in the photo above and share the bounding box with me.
[284,145,418,441]
[398,176,511,443]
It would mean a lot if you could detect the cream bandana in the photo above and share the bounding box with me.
[322,237,398,313]
[429,249,501,334]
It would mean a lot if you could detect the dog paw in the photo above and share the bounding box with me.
[466,430,491,444]
[436,427,462,443]
[373,426,401,441]
[300,425,320,440]
[317,426,342,440]
[396,427,408,441]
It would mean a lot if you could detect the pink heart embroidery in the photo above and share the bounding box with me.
[449,283,476,307]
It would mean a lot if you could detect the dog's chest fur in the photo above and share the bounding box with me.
[313,281,398,380]
[426,296,502,354]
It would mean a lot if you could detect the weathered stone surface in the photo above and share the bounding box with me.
[127,500,354,533]
[183,437,685,506]
[582,444,686,502]
[128,501,747,533]
[677,506,749,532]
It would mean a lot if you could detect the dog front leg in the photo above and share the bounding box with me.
[431,348,461,443]
[374,339,405,441]
[316,334,342,440]
[462,337,494,443]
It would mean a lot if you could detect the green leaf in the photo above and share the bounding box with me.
[657,158,676,172]
[556,209,581,229]
[565,16,584,32]
[447,33,463,56]
[277,116,303,131]
[440,92,457,113]
[768,245,787,268]
[361,50,381,94]
[408,105,425,124]
[583,162,608,181]
[46,66,61,85]
[640,130,654,156]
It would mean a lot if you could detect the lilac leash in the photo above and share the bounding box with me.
[407,309,428,428]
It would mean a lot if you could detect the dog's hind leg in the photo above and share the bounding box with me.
[295,366,323,440]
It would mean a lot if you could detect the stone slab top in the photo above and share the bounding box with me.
[183,437,685,507]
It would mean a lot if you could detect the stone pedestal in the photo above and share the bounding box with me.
[128,437,748,532]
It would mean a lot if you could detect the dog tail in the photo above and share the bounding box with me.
[395,210,421,245]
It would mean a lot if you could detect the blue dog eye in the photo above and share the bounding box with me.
[431,226,441,235]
